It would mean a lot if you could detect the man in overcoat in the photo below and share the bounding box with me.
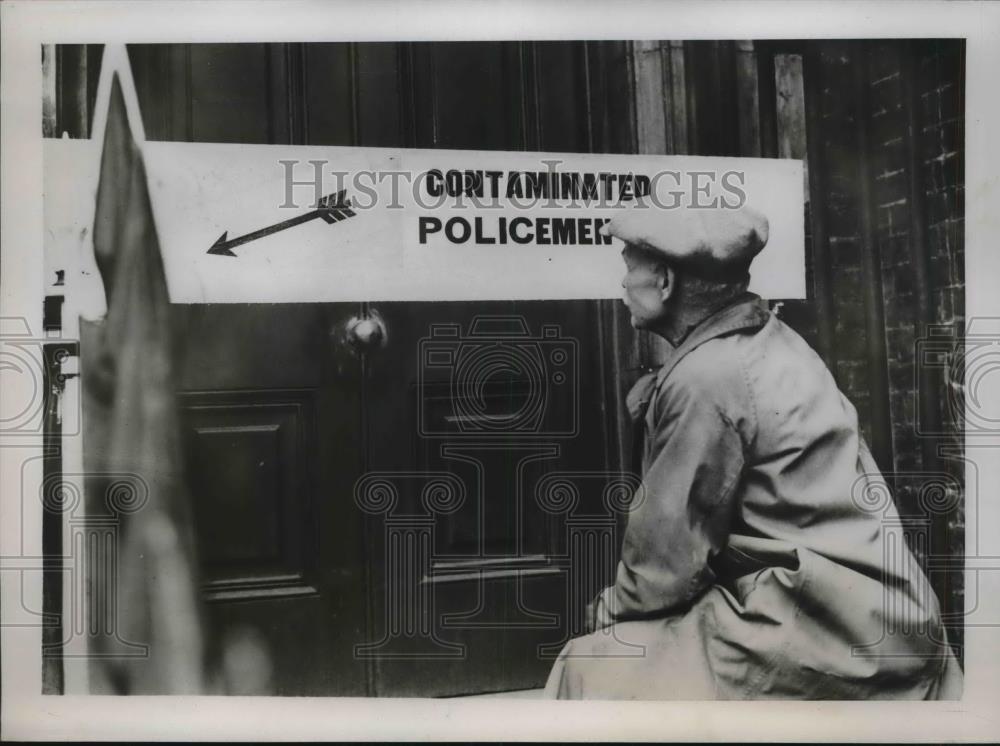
[544,204,964,699]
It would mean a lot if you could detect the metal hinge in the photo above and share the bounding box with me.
[44,341,79,428]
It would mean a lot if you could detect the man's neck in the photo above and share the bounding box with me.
[652,306,713,347]
[651,292,752,347]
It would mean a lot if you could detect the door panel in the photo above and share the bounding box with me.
[183,388,316,596]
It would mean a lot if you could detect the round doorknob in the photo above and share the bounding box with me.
[344,309,388,351]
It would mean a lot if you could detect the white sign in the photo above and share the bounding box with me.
[44,140,805,303]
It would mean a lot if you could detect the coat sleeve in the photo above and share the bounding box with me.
[595,357,750,627]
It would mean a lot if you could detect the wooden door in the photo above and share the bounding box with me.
[344,43,632,696]
[173,303,369,695]
[122,40,636,696]
[361,300,635,697]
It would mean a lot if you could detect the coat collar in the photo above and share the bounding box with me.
[626,293,772,423]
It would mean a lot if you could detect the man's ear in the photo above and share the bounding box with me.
[658,263,677,303]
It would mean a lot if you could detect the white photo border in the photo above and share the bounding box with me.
[2,0,998,740]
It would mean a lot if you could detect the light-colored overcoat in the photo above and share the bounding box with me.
[545,295,963,699]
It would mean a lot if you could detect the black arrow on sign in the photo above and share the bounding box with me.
[207,190,356,256]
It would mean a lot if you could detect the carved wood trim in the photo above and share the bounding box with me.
[178,388,320,603]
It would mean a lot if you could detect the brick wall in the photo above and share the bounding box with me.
[914,39,966,656]
[814,42,878,445]
[810,39,965,656]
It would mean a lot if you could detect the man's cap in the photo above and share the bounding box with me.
[601,204,769,279]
